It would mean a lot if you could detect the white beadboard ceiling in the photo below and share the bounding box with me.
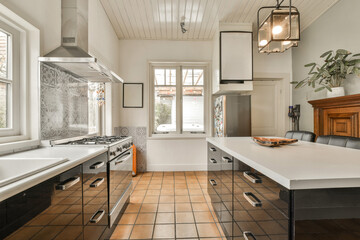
[100,0,339,40]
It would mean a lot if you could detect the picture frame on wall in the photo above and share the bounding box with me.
[123,83,144,108]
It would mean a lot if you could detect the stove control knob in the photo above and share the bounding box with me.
[110,151,116,156]
[117,147,122,152]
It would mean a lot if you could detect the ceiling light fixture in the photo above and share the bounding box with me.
[257,0,300,53]
[180,16,187,34]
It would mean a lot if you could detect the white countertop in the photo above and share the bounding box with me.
[0,146,108,202]
[207,137,360,190]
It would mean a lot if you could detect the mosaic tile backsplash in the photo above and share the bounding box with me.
[115,126,147,173]
[41,63,89,140]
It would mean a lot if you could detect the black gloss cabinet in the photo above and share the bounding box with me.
[208,142,360,240]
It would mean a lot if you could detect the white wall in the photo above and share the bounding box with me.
[292,0,360,131]
[118,40,213,171]
[0,0,61,56]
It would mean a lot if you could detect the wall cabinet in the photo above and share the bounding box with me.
[212,23,253,94]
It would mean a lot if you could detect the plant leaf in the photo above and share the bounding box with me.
[315,86,325,92]
[320,50,332,58]
[336,49,351,55]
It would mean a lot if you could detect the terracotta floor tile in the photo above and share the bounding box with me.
[176,212,195,223]
[140,203,158,213]
[156,212,175,224]
[176,224,198,238]
[158,204,175,213]
[31,226,65,240]
[28,214,58,226]
[130,225,154,239]
[160,189,174,195]
[194,212,215,223]
[159,195,175,203]
[119,213,138,225]
[196,223,221,238]
[135,213,156,224]
[148,184,162,190]
[190,195,206,203]
[147,190,161,196]
[53,226,82,240]
[175,189,189,196]
[175,203,192,212]
[175,195,190,203]
[153,224,175,239]
[130,196,144,203]
[135,185,148,190]
[192,203,210,212]
[125,203,141,213]
[162,184,175,189]
[111,225,133,239]
[189,189,203,195]
[143,195,160,203]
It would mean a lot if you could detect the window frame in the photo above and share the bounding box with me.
[0,20,20,137]
[149,62,210,138]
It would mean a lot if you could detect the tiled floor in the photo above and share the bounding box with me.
[110,171,225,240]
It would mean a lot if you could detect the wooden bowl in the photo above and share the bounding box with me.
[252,137,298,147]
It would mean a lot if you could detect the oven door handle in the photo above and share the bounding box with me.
[114,151,132,165]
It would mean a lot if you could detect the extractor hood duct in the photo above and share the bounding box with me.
[39,0,123,83]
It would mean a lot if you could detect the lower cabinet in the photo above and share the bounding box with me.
[208,143,289,240]
[1,165,84,240]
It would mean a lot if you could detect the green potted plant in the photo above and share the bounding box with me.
[292,49,360,98]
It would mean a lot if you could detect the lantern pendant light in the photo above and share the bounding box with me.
[257,0,300,53]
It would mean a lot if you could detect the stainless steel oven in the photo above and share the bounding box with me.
[108,148,133,227]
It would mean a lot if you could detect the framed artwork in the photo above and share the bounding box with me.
[123,83,144,108]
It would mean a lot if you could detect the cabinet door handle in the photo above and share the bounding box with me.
[244,171,262,183]
[222,156,233,163]
[90,178,105,188]
[243,192,262,207]
[89,209,105,223]
[56,176,80,190]
[209,147,217,152]
[209,158,217,164]
[209,179,217,186]
[90,161,104,169]
[243,231,256,240]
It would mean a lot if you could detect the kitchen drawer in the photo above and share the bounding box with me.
[234,158,290,217]
[233,189,288,240]
[82,152,107,176]
[208,143,221,159]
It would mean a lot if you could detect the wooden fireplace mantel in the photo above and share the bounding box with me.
[309,94,360,137]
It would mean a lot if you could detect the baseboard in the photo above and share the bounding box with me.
[147,164,207,172]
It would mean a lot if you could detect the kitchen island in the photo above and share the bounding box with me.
[207,137,360,240]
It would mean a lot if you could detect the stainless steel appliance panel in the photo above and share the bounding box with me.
[108,149,133,227]
[214,95,251,137]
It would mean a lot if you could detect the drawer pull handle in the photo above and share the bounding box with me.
[222,156,233,163]
[89,209,105,223]
[56,176,80,190]
[115,159,124,165]
[90,178,105,188]
[243,231,256,240]
[244,171,262,183]
[209,179,217,186]
[209,147,217,152]
[90,161,104,169]
[209,158,217,164]
[243,192,262,207]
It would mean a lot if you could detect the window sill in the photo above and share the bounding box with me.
[148,134,211,140]
[0,138,40,156]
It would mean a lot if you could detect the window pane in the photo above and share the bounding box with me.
[166,69,176,85]
[0,82,8,128]
[155,86,176,132]
[182,69,193,85]
[0,30,8,79]
[155,69,165,85]
[182,87,204,132]
[193,69,204,85]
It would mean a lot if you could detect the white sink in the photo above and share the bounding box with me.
[0,158,69,187]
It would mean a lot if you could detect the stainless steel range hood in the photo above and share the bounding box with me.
[38,0,123,83]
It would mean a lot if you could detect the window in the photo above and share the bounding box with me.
[88,83,101,134]
[150,63,208,136]
[0,20,20,137]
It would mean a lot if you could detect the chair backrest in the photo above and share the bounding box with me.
[316,135,360,150]
[284,131,316,142]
